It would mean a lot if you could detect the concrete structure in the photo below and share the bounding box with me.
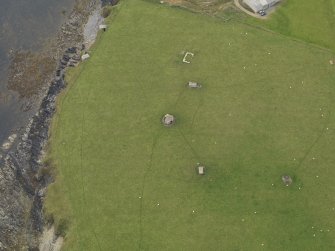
[282,175,293,186]
[162,114,175,126]
[242,0,280,13]
[198,166,205,175]
[81,53,90,61]
[99,24,107,31]
[188,81,201,88]
[183,52,194,64]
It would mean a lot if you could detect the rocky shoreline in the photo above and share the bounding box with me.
[0,0,109,249]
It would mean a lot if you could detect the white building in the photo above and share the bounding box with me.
[99,24,107,30]
[243,0,280,13]
[81,53,90,61]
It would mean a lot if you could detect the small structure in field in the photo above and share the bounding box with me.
[198,165,205,175]
[162,114,175,126]
[183,52,194,64]
[81,53,90,61]
[282,175,292,186]
[187,81,202,88]
[330,60,334,65]
[99,24,107,31]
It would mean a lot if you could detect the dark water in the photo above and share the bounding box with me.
[0,0,75,143]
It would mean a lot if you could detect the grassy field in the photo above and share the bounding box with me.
[46,0,335,250]
[245,0,335,51]
[156,0,335,52]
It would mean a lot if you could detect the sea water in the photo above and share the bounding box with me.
[0,0,75,143]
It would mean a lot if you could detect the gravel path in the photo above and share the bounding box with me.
[84,6,104,49]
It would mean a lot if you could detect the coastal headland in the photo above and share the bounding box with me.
[1,0,335,250]
[45,0,335,250]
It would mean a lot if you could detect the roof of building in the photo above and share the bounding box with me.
[243,0,280,12]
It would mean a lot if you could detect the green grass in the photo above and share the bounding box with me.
[46,0,335,250]
[245,0,335,51]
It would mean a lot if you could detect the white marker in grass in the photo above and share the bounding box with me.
[183,52,194,64]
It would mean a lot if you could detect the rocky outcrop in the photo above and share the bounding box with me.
[0,50,81,250]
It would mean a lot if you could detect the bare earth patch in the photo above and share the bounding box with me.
[39,227,64,251]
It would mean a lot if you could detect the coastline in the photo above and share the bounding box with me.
[0,0,77,147]
[0,1,105,249]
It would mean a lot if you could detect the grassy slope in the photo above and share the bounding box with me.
[245,0,335,51]
[46,0,335,250]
